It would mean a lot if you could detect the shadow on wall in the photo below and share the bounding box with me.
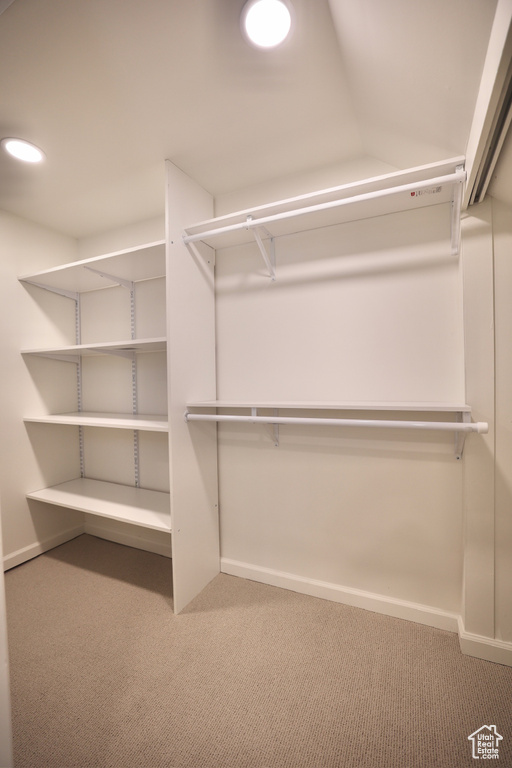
[215,204,457,293]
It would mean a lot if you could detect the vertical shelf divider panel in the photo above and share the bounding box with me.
[166,161,219,614]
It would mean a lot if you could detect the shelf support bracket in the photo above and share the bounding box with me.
[25,352,81,364]
[20,280,79,301]
[95,348,135,359]
[250,407,280,446]
[247,217,275,280]
[83,266,134,291]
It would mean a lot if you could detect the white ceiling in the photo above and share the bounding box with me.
[0,0,501,238]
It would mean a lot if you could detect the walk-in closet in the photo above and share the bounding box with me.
[1,1,512,766]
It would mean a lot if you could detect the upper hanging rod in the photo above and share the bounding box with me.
[184,412,488,433]
[182,169,467,245]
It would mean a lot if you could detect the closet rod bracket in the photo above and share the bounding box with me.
[273,410,279,447]
[251,407,279,445]
[455,411,471,460]
[247,217,275,280]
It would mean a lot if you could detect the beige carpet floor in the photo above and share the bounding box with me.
[4,534,512,768]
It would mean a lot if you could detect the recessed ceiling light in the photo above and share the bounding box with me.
[241,0,293,49]
[1,137,45,163]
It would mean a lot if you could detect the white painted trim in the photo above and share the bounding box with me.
[463,0,512,207]
[166,160,219,614]
[84,520,172,558]
[458,617,512,667]
[222,559,512,667]
[2,525,84,571]
[221,558,459,633]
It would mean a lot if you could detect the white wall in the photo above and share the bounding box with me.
[214,156,397,219]
[0,211,83,568]
[77,215,164,260]
[0,497,13,768]
[216,205,464,402]
[493,198,512,643]
[214,168,466,620]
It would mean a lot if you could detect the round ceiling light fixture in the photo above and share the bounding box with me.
[1,137,45,163]
[241,0,293,49]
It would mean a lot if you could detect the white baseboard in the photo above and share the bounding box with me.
[221,558,459,632]
[458,617,512,666]
[3,536,512,667]
[222,559,512,667]
[6,540,511,667]
[3,520,172,570]
[3,525,85,570]
[84,520,172,558]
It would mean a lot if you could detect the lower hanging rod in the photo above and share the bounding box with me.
[185,412,488,433]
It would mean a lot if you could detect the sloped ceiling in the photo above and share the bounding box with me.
[328,0,498,169]
[0,0,499,238]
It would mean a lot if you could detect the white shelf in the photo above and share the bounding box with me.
[19,240,166,294]
[22,336,167,360]
[24,412,168,432]
[26,478,171,533]
[186,400,472,413]
[183,158,465,251]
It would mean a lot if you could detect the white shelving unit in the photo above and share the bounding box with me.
[18,158,484,614]
[185,402,488,460]
[19,162,221,614]
[186,399,473,411]
[19,240,171,535]
[183,157,467,278]
[22,337,167,360]
[24,412,168,431]
[20,241,166,293]
[183,157,487,458]
[26,478,171,533]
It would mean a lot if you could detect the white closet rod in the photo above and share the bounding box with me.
[185,413,488,433]
[182,170,466,245]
